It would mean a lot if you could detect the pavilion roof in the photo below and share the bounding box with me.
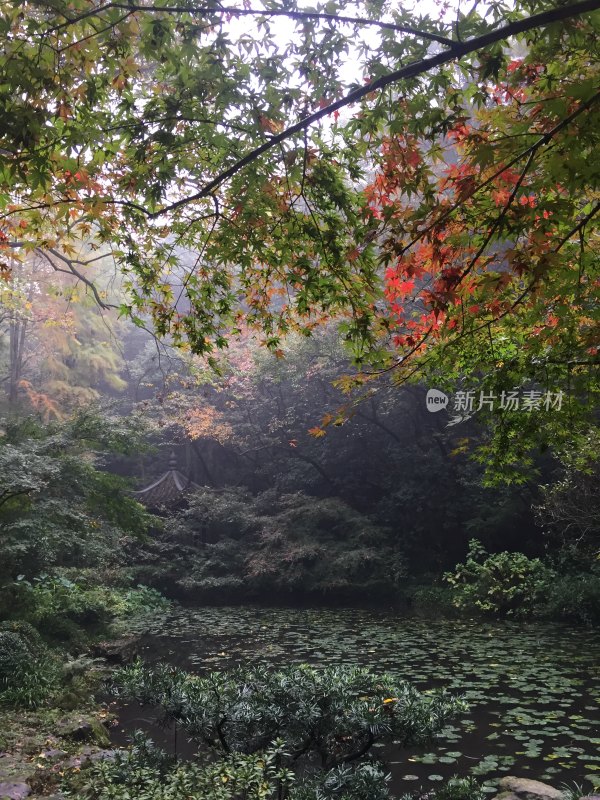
[133,451,199,508]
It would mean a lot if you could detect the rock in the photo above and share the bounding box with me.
[87,749,117,764]
[0,754,32,785]
[56,717,92,742]
[37,750,67,763]
[0,782,31,800]
[493,792,521,800]
[56,716,110,747]
[498,777,562,800]
[90,637,138,664]
[63,747,117,769]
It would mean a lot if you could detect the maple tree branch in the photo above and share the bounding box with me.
[362,326,435,378]
[56,10,136,54]
[12,1,600,224]
[299,189,359,303]
[175,194,220,306]
[457,147,536,285]
[149,0,600,218]
[449,200,600,361]
[102,115,254,137]
[46,2,455,46]
[35,247,119,311]
[398,88,600,258]
[384,89,600,330]
[362,201,600,388]
[6,240,120,313]
[141,5,456,46]
[554,200,600,251]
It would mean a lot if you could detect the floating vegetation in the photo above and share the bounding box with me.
[125,606,600,790]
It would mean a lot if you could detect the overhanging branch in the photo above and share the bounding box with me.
[47,1,455,45]
[398,89,600,261]
[35,247,119,311]
[148,0,600,218]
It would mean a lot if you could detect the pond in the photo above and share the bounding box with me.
[115,605,600,795]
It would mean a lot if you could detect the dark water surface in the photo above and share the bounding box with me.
[114,605,600,795]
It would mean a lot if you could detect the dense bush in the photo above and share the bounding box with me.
[542,571,600,625]
[69,663,464,800]
[0,619,45,651]
[0,415,152,573]
[0,627,59,708]
[244,491,405,597]
[66,735,292,800]
[65,732,392,800]
[535,456,600,567]
[444,540,555,616]
[433,776,485,800]
[0,578,168,708]
[7,575,170,643]
[0,412,157,635]
[399,777,485,800]
[293,763,390,800]
[444,540,600,623]
[410,584,457,614]
[65,742,490,800]
[112,662,466,769]
[147,488,406,601]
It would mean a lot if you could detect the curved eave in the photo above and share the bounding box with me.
[133,469,199,507]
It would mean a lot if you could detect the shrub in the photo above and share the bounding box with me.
[67,738,487,800]
[165,489,405,600]
[0,629,59,708]
[0,619,44,652]
[17,575,112,633]
[65,737,294,800]
[0,631,32,681]
[66,732,392,800]
[0,413,155,597]
[67,663,466,800]
[120,585,170,614]
[399,776,485,800]
[435,776,485,800]
[10,575,169,643]
[112,662,466,770]
[444,540,555,616]
[542,571,600,625]
[291,763,390,800]
[410,584,456,614]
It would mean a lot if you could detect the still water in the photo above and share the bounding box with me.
[115,605,600,795]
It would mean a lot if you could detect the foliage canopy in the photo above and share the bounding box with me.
[1,0,599,470]
[0,411,153,591]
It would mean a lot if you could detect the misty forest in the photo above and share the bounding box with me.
[0,0,599,798]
